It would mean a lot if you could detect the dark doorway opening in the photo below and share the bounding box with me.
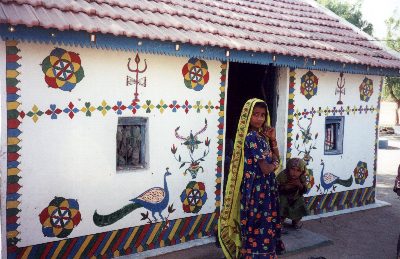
[225,62,277,143]
[223,62,277,189]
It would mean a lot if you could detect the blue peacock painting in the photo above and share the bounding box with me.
[319,160,353,194]
[93,168,172,227]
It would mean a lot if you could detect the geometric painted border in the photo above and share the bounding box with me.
[293,105,377,119]
[20,99,221,123]
[13,212,217,258]
[305,187,375,215]
[214,61,227,213]
[373,77,384,187]
[6,40,22,252]
[286,68,296,160]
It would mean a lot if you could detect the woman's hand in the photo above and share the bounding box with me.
[259,159,276,175]
[264,127,276,141]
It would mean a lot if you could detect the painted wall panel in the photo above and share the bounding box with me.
[287,68,381,198]
[6,41,224,250]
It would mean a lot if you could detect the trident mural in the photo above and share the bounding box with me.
[126,53,147,102]
[335,72,346,105]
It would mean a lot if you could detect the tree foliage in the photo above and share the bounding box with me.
[383,13,400,124]
[316,0,373,35]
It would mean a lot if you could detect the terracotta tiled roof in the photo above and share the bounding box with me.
[1,0,400,69]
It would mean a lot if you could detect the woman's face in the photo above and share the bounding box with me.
[289,166,302,179]
[250,107,266,130]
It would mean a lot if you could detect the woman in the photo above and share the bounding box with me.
[219,98,283,259]
[276,158,309,230]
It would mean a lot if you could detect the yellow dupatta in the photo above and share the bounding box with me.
[218,98,280,259]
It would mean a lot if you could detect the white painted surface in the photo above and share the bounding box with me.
[276,67,290,165]
[292,69,381,197]
[0,39,8,259]
[14,42,223,247]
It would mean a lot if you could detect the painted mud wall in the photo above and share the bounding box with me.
[284,68,381,214]
[1,40,226,257]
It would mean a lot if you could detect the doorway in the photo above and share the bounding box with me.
[223,62,278,190]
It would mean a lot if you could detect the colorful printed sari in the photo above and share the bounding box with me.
[218,98,282,258]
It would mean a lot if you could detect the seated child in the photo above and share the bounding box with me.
[277,158,309,229]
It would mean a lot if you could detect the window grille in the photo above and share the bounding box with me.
[324,116,344,155]
[116,117,148,171]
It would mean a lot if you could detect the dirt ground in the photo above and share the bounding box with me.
[148,135,400,259]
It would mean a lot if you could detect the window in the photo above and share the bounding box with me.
[116,117,148,171]
[324,116,344,155]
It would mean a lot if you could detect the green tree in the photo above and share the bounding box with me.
[316,0,373,35]
[384,13,400,125]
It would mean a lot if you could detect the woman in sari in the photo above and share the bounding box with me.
[219,98,283,259]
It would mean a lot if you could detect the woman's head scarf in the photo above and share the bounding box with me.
[218,98,279,258]
[286,158,306,173]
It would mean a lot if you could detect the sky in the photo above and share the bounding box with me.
[343,0,400,39]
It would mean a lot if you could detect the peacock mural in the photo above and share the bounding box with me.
[93,168,172,227]
[317,160,353,194]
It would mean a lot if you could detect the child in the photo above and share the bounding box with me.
[277,158,309,229]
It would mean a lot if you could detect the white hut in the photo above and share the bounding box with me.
[1,0,399,257]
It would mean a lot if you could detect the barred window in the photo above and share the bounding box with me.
[116,117,148,171]
[324,116,344,155]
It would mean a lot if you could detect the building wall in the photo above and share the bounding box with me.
[275,67,290,164]
[1,40,226,257]
[286,68,382,214]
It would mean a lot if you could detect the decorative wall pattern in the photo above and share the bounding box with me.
[294,117,318,165]
[180,181,208,213]
[300,70,318,100]
[171,119,210,179]
[335,72,346,105]
[373,78,384,188]
[39,197,82,238]
[19,99,220,123]
[6,40,22,250]
[13,212,218,258]
[4,45,226,257]
[353,161,368,185]
[304,169,315,194]
[93,168,172,226]
[126,53,147,102]
[359,77,374,102]
[286,68,379,215]
[305,187,375,215]
[286,68,296,160]
[317,160,353,194]
[293,105,376,119]
[214,61,227,212]
[182,58,209,91]
[41,48,84,91]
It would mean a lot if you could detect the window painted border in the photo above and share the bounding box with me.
[324,116,345,155]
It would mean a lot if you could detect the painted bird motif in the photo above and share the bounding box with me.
[320,160,353,193]
[93,168,172,227]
